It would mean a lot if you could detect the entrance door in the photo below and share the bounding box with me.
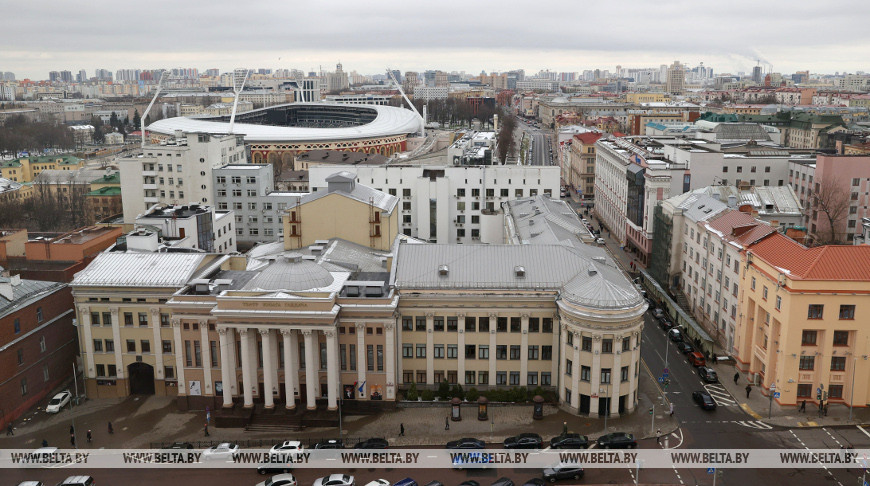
[598,396,611,417]
[618,395,627,414]
[127,362,155,395]
[579,394,590,414]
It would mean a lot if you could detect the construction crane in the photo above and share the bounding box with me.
[386,68,425,137]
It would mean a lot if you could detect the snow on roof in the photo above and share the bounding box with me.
[72,253,212,287]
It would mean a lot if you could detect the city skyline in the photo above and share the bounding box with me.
[3,0,869,80]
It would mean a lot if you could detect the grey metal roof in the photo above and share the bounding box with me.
[505,196,595,246]
[243,255,335,291]
[673,193,728,223]
[711,123,771,142]
[72,252,211,287]
[33,169,108,184]
[291,174,398,213]
[0,278,66,318]
[394,244,643,309]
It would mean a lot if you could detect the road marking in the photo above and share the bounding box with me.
[740,402,763,420]
[857,425,870,440]
[704,384,739,407]
[736,420,773,430]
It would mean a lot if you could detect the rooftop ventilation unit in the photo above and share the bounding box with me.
[438,264,449,276]
[346,286,360,297]
[514,266,526,278]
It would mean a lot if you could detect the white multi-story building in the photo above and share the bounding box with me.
[307,164,560,244]
[120,132,247,222]
[324,94,392,106]
[413,86,448,101]
[133,203,236,254]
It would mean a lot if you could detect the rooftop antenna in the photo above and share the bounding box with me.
[228,68,251,134]
[386,67,424,137]
[140,71,168,149]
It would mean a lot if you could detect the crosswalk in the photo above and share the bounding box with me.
[734,420,774,430]
[703,383,739,407]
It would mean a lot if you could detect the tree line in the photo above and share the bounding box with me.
[0,115,76,154]
[0,177,93,232]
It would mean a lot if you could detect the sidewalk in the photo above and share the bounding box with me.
[719,364,870,428]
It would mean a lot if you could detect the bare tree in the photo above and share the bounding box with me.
[811,174,850,244]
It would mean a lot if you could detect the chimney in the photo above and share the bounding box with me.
[727,195,737,208]
[0,274,20,301]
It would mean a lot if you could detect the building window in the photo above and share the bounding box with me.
[528,345,539,360]
[801,330,817,345]
[496,345,507,360]
[447,317,458,332]
[96,364,106,377]
[107,364,117,377]
[416,344,426,358]
[433,317,444,331]
[621,366,629,382]
[510,317,521,332]
[417,371,427,384]
[105,340,114,352]
[138,313,148,327]
[510,345,521,360]
[601,368,611,384]
[126,339,136,353]
[90,312,100,326]
[17,348,24,365]
[542,318,553,333]
[478,316,489,332]
[447,345,458,359]
[839,305,856,320]
[580,365,591,382]
[541,372,551,386]
[124,312,133,326]
[542,345,552,360]
[93,339,103,352]
[465,371,475,385]
[184,340,192,366]
[162,340,172,353]
[402,344,413,358]
[415,316,426,331]
[20,378,27,395]
[465,316,476,332]
[829,384,844,399]
[367,345,374,371]
[762,286,768,300]
[402,317,413,331]
[527,372,538,386]
[565,359,572,376]
[775,296,782,310]
[36,307,43,322]
[831,357,846,371]
[601,339,613,353]
[581,337,592,352]
[496,371,507,385]
[465,345,476,359]
[497,317,508,332]
[478,371,489,385]
[509,371,520,385]
[807,305,823,319]
[833,331,849,346]
[751,277,756,290]
[403,371,413,384]
[140,340,150,353]
[798,356,815,370]
[622,337,631,352]
[796,384,812,398]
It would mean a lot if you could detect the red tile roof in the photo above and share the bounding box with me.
[573,132,603,145]
[706,210,776,248]
[748,232,870,281]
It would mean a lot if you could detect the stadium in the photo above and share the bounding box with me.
[147,102,423,164]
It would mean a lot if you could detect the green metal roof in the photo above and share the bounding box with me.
[90,172,120,184]
[86,186,122,196]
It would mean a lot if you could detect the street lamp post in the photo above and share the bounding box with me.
[850,357,857,422]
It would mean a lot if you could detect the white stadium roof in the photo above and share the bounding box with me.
[147,102,422,143]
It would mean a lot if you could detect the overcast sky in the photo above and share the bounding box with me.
[2,0,868,80]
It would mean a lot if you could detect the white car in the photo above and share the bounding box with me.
[270,440,303,453]
[45,391,71,413]
[256,473,297,486]
[596,238,606,245]
[363,480,390,486]
[313,474,355,486]
[202,442,239,460]
[17,482,44,486]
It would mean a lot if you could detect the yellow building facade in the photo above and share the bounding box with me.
[0,155,84,183]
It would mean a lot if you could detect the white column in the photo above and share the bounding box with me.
[199,319,213,396]
[488,314,497,386]
[457,314,466,386]
[171,318,186,396]
[571,331,580,410]
[559,324,567,403]
[247,332,258,399]
[219,328,234,408]
[425,313,434,385]
[240,328,254,408]
[282,330,297,410]
[590,335,602,417]
[629,328,640,411]
[269,329,279,395]
[260,329,275,409]
[326,329,338,410]
[385,322,396,400]
[110,308,124,379]
[551,316,560,381]
[611,334,623,417]
[303,330,317,410]
[356,324,366,397]
[150,308,164,379]
[227,328,237,397]
[395,315,403,389]
[78,306,95,378]
[288,330,300,408]
[520,314,529,385]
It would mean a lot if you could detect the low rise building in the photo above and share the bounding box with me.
[1,155,84,183]
[134,204,236,254]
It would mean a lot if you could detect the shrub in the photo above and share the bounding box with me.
[466,387,479,401]
[421,390,435,401]
[450,384,465,400]
[438,380,450,400]
[406,382,418,401]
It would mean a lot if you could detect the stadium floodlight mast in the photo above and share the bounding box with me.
[140,71,168,148]
[386,68,425,137]
[228,68,251,134]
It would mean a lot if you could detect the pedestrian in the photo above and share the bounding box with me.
[70,433,75,447]
[669,403,674,417]
[562,421,568,436]
[824,403,829,416]
[41,439,48,447]
[734,372,740,385]
[800,400,807,412]
[108,422,113,434]
[5,422,12,436]
[70,425,75,436]
[445,416,449,430]
[87,430,92,443]
[399,423,405,437]
[656,429,662,444]
[204,423,209,437]
[746,384,752,398]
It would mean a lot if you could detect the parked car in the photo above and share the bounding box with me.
[45,391,71,413]
[542,464,585,482]
[256,473,297,486]
[668,328,683,342]
[693,390,717,410]
[595,238,606,245]
[596,432,637,449]
[458,482,480,486]
[687,352,706,367]
[313,474,355,486]
[363,480,390,486]
[658,316,674,330]
[161,441,193,449]
[698,367,718,383]
[354,438,389,449]
[257,461,294,475]
[446,437,485,449]
[58,477,95,486]
[503,433,543,449]
[314,439,344,449]
[521,479,545,486]
[422,482,443,486]
[490,478,514,486]
[393,478,417,486]
[270,440,304,453]
[549,433,588,449]
[676,342,694,354]
[17,482,44,486]
[202,442,239,461]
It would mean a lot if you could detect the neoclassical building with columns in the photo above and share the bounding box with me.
[71,237,644,416]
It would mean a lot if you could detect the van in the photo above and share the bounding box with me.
[59,477,95,486]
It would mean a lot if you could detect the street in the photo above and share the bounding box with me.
[515,118,552,167]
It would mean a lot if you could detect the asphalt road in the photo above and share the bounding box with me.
[516,119,552,167]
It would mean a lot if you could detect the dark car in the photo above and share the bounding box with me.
[693,390,717,410]
[161,442,193,450]
[522,479,545,486]
[658,316,674,330]
[393,479,417,486]
[447,438,486,449]
[314,439,344,449]
[256,461,293,475]
[503,433,543,449]
[676,342,694,354]
[423,482,444,486]
[490,478,514,486]
[549,434,588,449]
[596,432,637,449]
[542,465,585,482]
[698,367,718,383]
[354,438,389,449]
[458,482,480,486]
[668,328,683,342]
